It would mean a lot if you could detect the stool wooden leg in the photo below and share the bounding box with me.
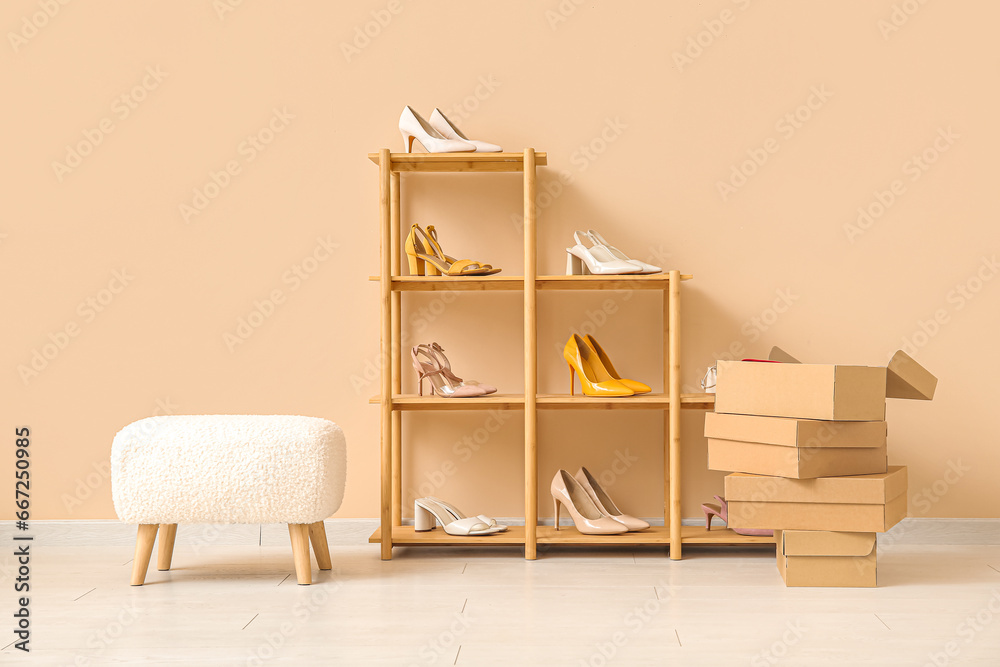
[308,521,332,571]
[288,524,312,585]
[157,524,178,571]
[131,524,158,586]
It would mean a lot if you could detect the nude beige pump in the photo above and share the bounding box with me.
[574,467,650,531]
[551,469,628,535]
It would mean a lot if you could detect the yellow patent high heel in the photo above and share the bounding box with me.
[583,334,651,395]
[403,224,501,277]
[563,334,633,397]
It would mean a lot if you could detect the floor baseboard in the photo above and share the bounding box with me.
[5,517,998,547]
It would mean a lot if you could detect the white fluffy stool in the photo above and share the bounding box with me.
[112,415,346,586]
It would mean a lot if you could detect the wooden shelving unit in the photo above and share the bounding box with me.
[369,149,769,560]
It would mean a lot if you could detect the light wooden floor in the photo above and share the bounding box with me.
[5,539,1000,665]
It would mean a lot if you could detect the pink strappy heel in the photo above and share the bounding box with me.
[411,344,492,398]
[418,343,496,395]
[702,495,773,537]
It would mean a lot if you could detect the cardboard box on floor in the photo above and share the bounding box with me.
[714,348,937,421]
[724,466,907,532]
[776,529,877,587]
[705,413,888,479]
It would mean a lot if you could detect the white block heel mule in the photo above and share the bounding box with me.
[414,498,504,536]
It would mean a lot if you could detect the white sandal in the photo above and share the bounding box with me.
[427,496,508,533]
[566,230,643,275]
[701,365,717,393]
[414,498,502,536]
[586,229,662,274]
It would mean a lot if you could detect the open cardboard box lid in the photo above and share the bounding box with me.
[780,530,876,557]
[769,347,937,400]
[886,350,938,400]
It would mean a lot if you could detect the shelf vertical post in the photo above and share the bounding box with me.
[378,148,393,559]
[523,148,538,561]
[662,281,670,541]
[668,269,682,560]
[390,171,402,526]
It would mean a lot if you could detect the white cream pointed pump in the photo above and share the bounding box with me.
[399,106,475,153]
[429,108,502,152]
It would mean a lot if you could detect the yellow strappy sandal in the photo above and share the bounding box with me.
[404,224,501,277]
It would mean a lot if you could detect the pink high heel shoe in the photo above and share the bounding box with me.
[411,344,491,398]
[417,343,496,394]
[702,495,772,537]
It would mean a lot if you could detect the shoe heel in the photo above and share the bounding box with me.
[568,363,575,396]
[565,252,592,275]
[425,263,441,276]
[414,503,435,531]
[553,497,561,531]
[401,131,416,154]
[701,505,720,531]
[566,252,582,275]
[407,253,425,276]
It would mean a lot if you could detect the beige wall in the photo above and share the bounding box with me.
[4,1,998,521]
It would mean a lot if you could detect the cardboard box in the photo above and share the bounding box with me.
[776,529,877,587]
[724,466,907,532]
[714,349,937,421]
[705,413,887,478]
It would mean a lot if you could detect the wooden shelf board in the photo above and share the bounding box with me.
[369,525,772,548]
[368,274,693,291]
[368,394,526,411]
[368,151,547,172]
[537,393,715,410]
[680,525,776,545]
[368,393,715,411]
[537,525,671,544]
[369,525,527,545]
[680,393,716,410]
[369,275,523,291]
[537,274,692,290]
[525,526,773,546]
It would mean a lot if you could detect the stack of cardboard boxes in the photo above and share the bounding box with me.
[705,348,937,587]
